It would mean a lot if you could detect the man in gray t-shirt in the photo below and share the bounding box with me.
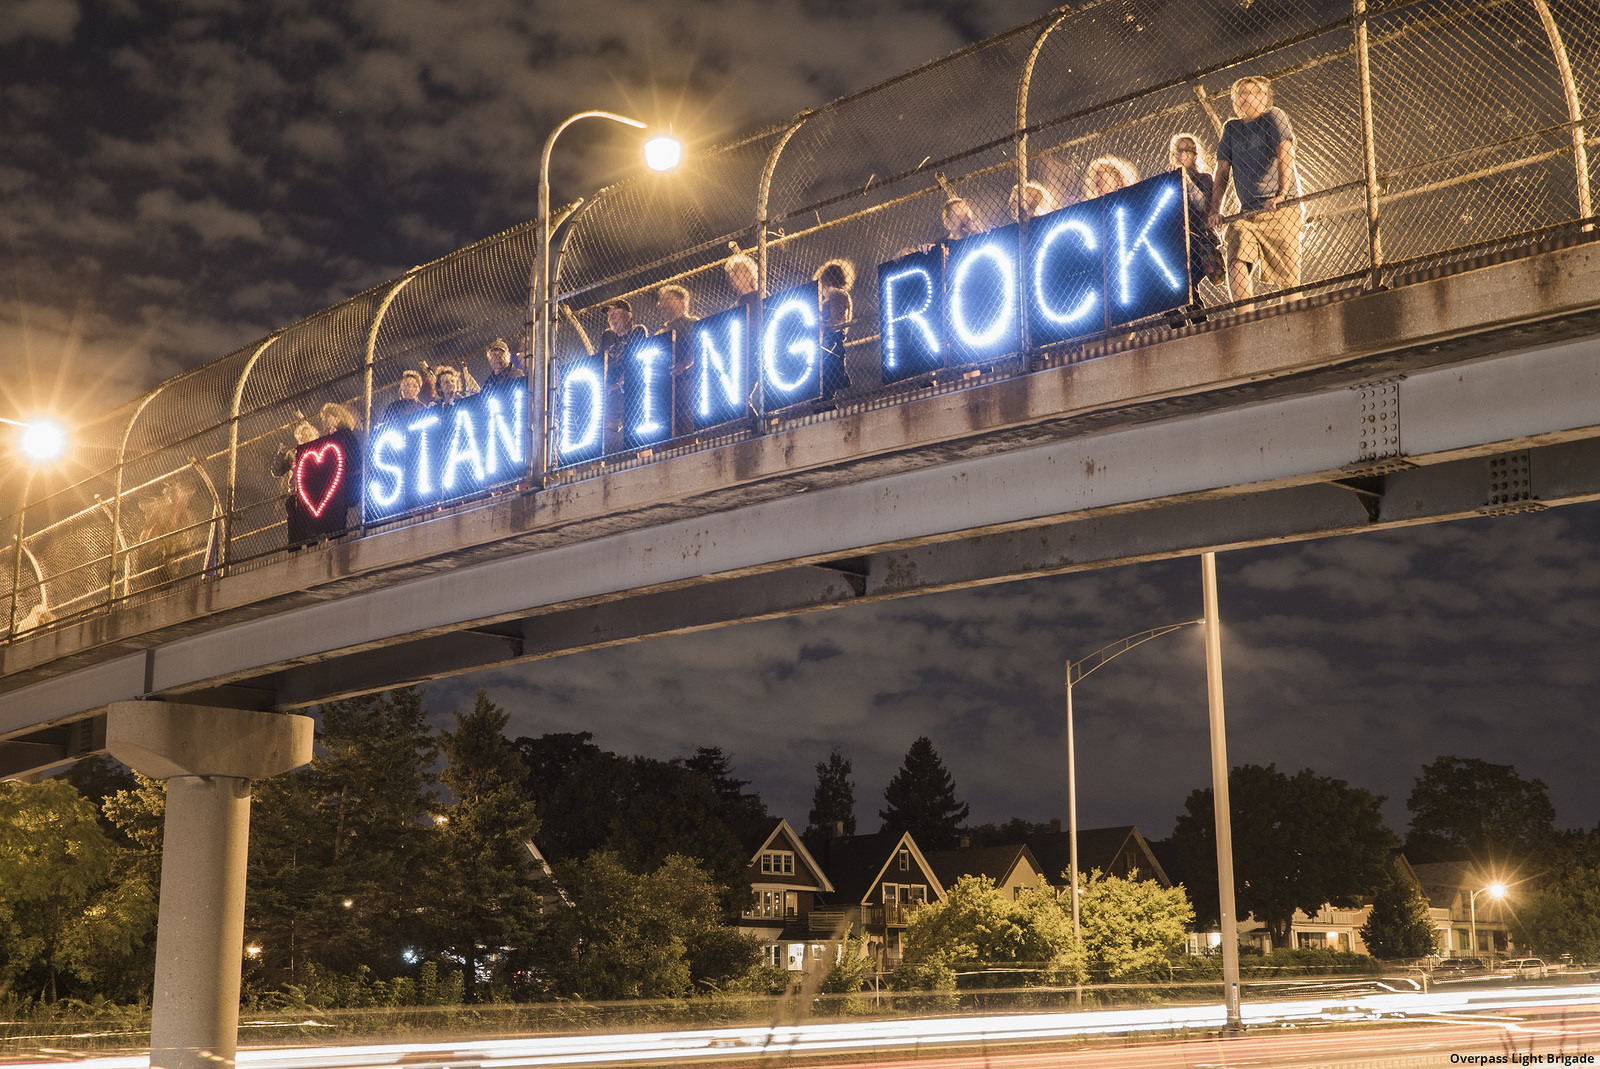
[1207,76,1303,307]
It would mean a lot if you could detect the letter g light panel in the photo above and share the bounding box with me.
[761,286,820,405]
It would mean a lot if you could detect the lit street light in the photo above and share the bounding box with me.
[1470,880,1507,963]
[534,113,682,479]
[2,415,66,462]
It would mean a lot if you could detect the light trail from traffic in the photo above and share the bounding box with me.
[11,981,1600,1069]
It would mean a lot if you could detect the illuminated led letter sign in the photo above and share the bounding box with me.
[1107,172,1187,327]
[624,340,672,450]
[557,359,604,466]
[947,225,1020,368]
[293,431,358,540]
[760,280,822,411]
[877,247,944,384]
[364,386,530,521]
[1029,200,1105,345]
[693,306,750,430]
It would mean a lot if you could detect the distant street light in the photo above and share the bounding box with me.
[1064,619,1203,944]
[533,113,682,479]
[1469,880,1507,963]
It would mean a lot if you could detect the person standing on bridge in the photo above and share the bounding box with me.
[380,369,428,424]
[599,298,648,453]
[814,259,854,404]
[725,253,760,316]
[478,338,524,400]
[1207,75,1303,309]
[655,285,698,437]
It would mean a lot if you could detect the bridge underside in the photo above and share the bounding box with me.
[5,240,1600,775]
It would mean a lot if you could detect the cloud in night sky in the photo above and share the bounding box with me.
[5,0,1599,849]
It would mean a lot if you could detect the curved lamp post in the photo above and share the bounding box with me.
[1064,619,1203,942]
[534,113,681,481]
[4,414,68,636]
[1469,880,1506,962]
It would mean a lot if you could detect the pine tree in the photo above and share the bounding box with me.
[684,746,767,820]
[879,737,969,850]
[1360,857,1438,959]
[805,747,856,850]
[435,688,542,1000]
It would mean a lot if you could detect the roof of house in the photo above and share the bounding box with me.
[923,843,1044,892]
[732,817,835,893]
[1022,826,1172,888]
[816,830,944,904]
[1408,860,1514,911]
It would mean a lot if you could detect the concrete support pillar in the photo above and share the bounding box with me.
[107,701,313,1069]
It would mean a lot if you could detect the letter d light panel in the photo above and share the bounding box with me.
[877,246,944,385]
[760,280,822,411]
[946,224,1020,369]
[556,358,605,466]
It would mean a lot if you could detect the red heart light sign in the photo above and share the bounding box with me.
[294,440,346,519]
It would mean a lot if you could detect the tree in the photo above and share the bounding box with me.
[435,688,543,1000]
[804,747,856,851]
[1171,764,1397,948]
[0,779,113,999]
[533,851,762,999]
[247,687,440,984]
[898,875,1075,987]
[880,737,970,850]
[1513,865,1600,961]
[1078,869,1194,981]
[1405,756,1557,863]
[1359,858,1438,960]
[683,746,767,821]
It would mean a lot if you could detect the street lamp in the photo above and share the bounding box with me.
[1064,619,1203,943]
[2,416,66,462]
[1469,880,1506,962]
[534,113,682,480]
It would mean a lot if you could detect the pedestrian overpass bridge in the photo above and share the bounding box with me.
[5,0,1600,776]
[6,235,1600,772]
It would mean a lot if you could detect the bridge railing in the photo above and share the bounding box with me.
[5,0,1597,642]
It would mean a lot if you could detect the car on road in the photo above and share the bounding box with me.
[1432,957,1486,976]
[1499,957,1549,979]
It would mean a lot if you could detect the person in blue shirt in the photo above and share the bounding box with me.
[1207,76,1303,309]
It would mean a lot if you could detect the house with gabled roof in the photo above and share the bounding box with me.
[923,842,1048,901]
[1022,824,1173,890]
[810,830,945,971]
[732,818,836,970]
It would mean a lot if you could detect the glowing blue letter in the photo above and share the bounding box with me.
[631,342,667,437]
[882,267,939,370]
[1033,216,1100,326]
[408,413,440,495]
[560,366,602,454]
[950,243,1017,349]
[484,387,525,477]
[762,296,818,394]
[698,318,744,417]
[368,427,406,510]
[442,410,485,492]
[1115,186,1180,307]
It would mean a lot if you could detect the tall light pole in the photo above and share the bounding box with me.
[534,113,680,481]
[1201,550,1243,1031]
[4,414,67,636]
[1064,619,1202,944]
[1469,881,1506,962]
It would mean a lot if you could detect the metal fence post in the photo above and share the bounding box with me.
[1015,9,1072,355]
[8,482,29,637]
[1354,0,1385,290]
[755,119,809,427]
[1529,0,1592,227]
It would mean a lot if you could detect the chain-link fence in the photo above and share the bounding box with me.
[5,0,1597,642]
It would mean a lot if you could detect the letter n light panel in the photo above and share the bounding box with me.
[692,305,751,430]
[877,246,945,385]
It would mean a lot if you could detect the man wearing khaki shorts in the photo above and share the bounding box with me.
[1207,76,1302,309]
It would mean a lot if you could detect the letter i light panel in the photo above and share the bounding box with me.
[624,339,673,450]
[877,247,945,385]
[759,280,823,412]
[1105,172,1190,328]
[946,224,1021,370]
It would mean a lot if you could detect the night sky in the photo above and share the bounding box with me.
[6,0,1599,845]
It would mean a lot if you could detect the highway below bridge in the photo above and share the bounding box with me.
[4,235,1600,759]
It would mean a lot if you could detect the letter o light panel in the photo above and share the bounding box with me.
[950,241,1017,349]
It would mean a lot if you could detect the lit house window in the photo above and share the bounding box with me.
[761,851,795,875]
[898,849,910,871]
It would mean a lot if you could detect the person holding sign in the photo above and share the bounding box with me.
[600,298,648,454]
[814,259,854,403]
[1208,75,1303,309]
[655,285,699,437]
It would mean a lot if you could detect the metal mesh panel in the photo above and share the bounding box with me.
[9,0,1600,639]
